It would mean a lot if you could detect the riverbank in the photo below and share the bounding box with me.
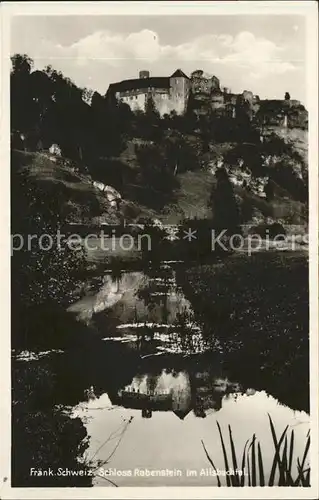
[176,250,309,413]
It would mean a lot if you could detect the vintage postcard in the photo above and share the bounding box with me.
[0,1,318,499]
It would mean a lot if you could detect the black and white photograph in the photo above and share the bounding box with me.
[1,1,318,497]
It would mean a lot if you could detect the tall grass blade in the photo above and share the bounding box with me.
[300,434,310,471]
[257,442,265,486]
[251,434,257,486]
[294,459,302,486]
[240,439,250,487]
[202,418,310,488]
[293,434,310,486]
[216,421,231,486]
[228,424,240,486]
[299,469,310,487]
[268,414,288,486]
[247,452,251,487]
[201,440,221,487]
[279,436,288,486]
[288,429,294,476]
[283,431,295,486]
[304,468,310,486]
[296,459,309,487]
[294,432,311,486]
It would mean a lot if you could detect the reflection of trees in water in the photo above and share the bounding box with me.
[131,308,215,356]
[138,269,193,324]
[190,367,243,418]
[162,310,215,355]
[137,273,175,310]
[135,326,156,357]
[146,374,159,395]
[142,265,173,283]
[116,263,219,355]
[132,372,145,384]
[109,258,123,293]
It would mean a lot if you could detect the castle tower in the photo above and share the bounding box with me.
[139,70,150,79]
[211,75,220,91]
[169,69,191,115]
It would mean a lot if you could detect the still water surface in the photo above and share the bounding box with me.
[65,263,310,486]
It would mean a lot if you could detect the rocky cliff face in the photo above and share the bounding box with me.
[190,87,308,132]
[257,100,308,130]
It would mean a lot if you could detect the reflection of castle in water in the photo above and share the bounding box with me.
[115,369,242,419]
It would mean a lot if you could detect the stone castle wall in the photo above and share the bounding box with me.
[115,76,191,116]
[117,90,149,112]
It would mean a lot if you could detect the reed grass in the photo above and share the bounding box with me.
[201,414,310,487]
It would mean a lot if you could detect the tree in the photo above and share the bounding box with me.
[285,92,291,100]
[145,94,159,118]
[11,53,33,75]
[40,67,98,164]
[10,53,131,166]
[133,94,161,140]
[264,179,275,201]
[145,94,161,131]
[11,168,87,308]
[224,143,265,178]
[184,90,198,132]
[210,167,241,236]
[135,144,179,209]
[11,54,35,138]
[91,91,127,157]
[164,134,200,175]
[240,196,255,223]
[235,95,253,137]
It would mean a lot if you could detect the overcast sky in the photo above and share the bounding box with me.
[11,15,307,103]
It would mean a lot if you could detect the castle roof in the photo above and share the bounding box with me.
[170,69,189,79]
[109,76,170,93]
[173,408,192,420]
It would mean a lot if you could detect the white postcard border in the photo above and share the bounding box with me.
[0,2,318,499]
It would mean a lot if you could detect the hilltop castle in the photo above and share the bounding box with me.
[106,68,307,128]
[107,68,262,117]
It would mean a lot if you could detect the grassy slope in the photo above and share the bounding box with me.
[162,170,217,223]
[12,121,307,227]
[119,131,307,225]
[12,150,110,222]
[162,170,306,225]
[11,150,156,225]
[11,148,215,226]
